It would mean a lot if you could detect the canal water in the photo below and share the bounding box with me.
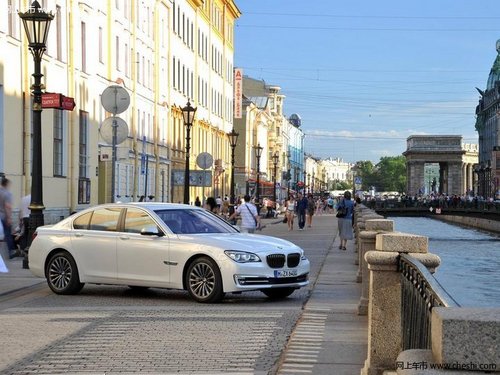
[389,217,500,307]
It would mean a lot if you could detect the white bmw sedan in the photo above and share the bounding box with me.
[29,203,310,303]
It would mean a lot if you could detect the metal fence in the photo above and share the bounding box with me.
[399,254,460,350]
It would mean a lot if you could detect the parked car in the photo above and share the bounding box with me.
[29,203,310,303]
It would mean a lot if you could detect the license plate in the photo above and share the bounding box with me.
[274,269,298,278]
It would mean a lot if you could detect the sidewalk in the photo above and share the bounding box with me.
[271,214,368,375]
[0,242,45,297]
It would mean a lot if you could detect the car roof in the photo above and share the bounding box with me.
[118,202,201,211]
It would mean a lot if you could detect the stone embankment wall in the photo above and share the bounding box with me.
[434,215,500,234]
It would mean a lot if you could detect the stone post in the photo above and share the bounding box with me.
[361,232,440,375]
[357,219,394,316]
[356,213,382,280]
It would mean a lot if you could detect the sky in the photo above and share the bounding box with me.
[234,0,500,163]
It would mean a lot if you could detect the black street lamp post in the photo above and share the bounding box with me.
[182,100,197,204]
[19,1,54,267]
[286,151,291,199]
[228,129,239,214]
[272,152,279,209]
[303,170,307,194]
[254,143,263,208]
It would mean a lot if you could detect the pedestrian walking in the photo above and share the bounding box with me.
[0,177,15,258]
[228,194,261,233]
[306,194,315,228]
[194,196,201,207]
[285,195,296,231]
[296,193,308,230]
[17,194,30,251]
[336,191,354,250]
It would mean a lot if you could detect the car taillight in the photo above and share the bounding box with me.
[32,231,38,241]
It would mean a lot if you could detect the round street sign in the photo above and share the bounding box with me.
[101,85,130,114]
[196,152,213,170]
[100,116,129,145]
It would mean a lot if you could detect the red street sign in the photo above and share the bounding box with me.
[41,93,75,111]
[42,93,61,109]
[61,95,76,111]
[297,181,304,187]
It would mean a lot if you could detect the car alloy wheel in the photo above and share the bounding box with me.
[186,256,224,303]
[46,251,84,295]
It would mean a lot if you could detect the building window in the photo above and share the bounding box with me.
[56,5,62,61]
[172,56,176,89]
[78,111,90,204]
[8,0,17,38]
[173,1,176,33]
[124,43,129,77]
[116,36,120,71]
[81,22,87,73]
[98,27,103,63]
[137,52,141,83]
[53,110,64,177]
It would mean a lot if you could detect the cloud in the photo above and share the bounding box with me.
[304,128,423,140]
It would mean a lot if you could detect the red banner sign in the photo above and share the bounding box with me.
[42,93,76,111]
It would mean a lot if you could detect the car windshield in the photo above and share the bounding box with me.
[154,209,238,234]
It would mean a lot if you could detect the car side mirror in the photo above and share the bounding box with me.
[140,226,164,236]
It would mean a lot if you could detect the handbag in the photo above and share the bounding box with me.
[336,205,347,218]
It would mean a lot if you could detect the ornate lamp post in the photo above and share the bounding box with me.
[272,152,279,209]
[228,128,239,213]
[253,143,263,208]
[18,1,54,261]
[182,100,197,204]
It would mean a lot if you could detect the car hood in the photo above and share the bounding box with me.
[177,233,303,255]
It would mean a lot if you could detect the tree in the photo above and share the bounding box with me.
[352,161,376,190]
[374,156,406,192]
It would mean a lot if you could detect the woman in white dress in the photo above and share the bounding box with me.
[285,195,296,231]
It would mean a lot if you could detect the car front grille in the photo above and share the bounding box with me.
[267,254,285,268]
[236,273,309,286]
[287,253,300,268]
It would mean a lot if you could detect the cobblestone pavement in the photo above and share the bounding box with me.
[0,215,337,374]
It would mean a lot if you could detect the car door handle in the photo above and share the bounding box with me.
[74,233,83,237]
[119,235,129,240]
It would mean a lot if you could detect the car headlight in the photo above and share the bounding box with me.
[224,250,261,263]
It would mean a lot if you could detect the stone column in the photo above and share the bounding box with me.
[407,161,425,196]
[357,219,394,316]
[468,163,473,193]
[361,232,440,375]
[462,163,466,195]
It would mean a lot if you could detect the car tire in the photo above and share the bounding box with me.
[261,287,296,299]
[46,251,84,295]
[185,256,225,303]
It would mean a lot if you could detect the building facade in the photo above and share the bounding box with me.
[475,40,500,199]
[0,0,240,222]
[232,76,305,202]
[320,158,353,190]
